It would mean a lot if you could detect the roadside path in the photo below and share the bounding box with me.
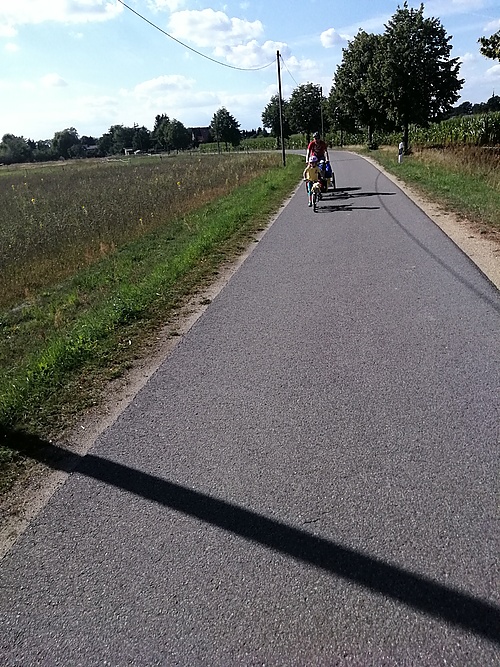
[1,151,499,665]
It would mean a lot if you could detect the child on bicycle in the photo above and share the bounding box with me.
[303,155,320,209]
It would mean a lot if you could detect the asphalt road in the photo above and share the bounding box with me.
[1,151,499,666]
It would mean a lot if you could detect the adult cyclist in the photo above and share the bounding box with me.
[306,132,331,188]
[306,132,330,164]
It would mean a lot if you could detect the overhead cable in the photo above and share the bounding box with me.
[279,54,300,87]
[116,0,275,72]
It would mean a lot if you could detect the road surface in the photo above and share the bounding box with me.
[1,151,499,665]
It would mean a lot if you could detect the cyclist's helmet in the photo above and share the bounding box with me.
[309,155,318,163]
[313,132,320,139]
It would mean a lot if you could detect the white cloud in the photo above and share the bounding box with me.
[485,63,500,80]
[130,74,195,98]
[277,54,321,87]
[168,9,263,48]
[483,19,500,32]
[460,51,478,63]
[0,23,16,37]
[0,0,122,30]
[41,73,68,87]
[320,28,349,48]
[4,41,19,52]
[147,0,186,11]
[213,39,288,69]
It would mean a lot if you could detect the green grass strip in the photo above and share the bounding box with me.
[0,157,302,450]
[357,148,500,233]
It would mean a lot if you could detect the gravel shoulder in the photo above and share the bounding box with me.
[1,168,498,561]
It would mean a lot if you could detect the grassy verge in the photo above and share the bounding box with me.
[355,146,500,234]
[0,154,303,494]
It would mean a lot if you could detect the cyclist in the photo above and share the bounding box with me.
[306,132,330,164]
[303,155,321,210]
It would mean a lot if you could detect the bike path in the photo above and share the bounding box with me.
[1,151,499,665]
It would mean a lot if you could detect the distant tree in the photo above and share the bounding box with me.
[446,95,500,119]
[448,101,473,117]
[165,119,191,151]
[97,132,113,156]
[0,134,32,164]
[325,93,359,147]
[472,101,488,115]
[151,114,169,150]
[132,125,151,152]
[287,83,322,140]
[109,125,136,154]
[330,30,385,146]
[479,30,500,63]
[486,94,500,112]
[151,115,170,151]
[210,107,241,150]
[68,143,85,158]
[367,2,463,151]
[32,139,55,162]
[153,114,169,133]
[261,94,291,147]
[52,127,80,159]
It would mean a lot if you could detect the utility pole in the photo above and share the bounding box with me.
[276,50,286,167]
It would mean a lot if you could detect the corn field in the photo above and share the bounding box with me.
[409,112,500,147]
[366,112,500,148]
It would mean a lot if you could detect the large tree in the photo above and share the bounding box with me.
[368,2,463,151]
[330,30,385,146]
[261,94,291,147]
[210,108,241,151]
[132,125,151,152]
[52,127,80,159]
[165,119,191,151]
[0,134,32,164]
[152,114,170,151]
[479,29,500,63]
[96,125,138,155]
[287,83,322,140]
[32,139,55,162]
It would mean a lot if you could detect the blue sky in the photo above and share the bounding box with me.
[1,0,499,141]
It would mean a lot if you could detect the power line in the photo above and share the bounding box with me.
[279,54,300,88]
[116,0,275,72]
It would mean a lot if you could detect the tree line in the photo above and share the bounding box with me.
[262,3,500,150]
[0,108,257,166]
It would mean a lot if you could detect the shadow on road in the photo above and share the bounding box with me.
[317,204,380,213]
[2,425,499,645]
[313,187,396,213]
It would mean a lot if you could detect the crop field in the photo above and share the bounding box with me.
[410,111,500,147]
[0,152,284,310]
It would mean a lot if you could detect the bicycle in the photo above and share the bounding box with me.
[308,180,322,212]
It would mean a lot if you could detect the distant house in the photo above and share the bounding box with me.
[83,145,98,156]
[190,127,211,144]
